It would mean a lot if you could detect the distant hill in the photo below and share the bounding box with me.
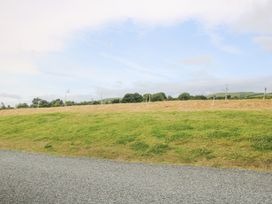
[208,92,272,99]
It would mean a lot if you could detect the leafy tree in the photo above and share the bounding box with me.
[0,102,6,109]
[92,101,100,105]
[31,98,50,108]
[151,92,167,102]
[111,98,121,104]
[65,101,75,106]
[121,93,143,103]
[193,95,207,100]
[178,92,191,100]
[16,103,29,108]
[50,99,64,107]
[143,93,152,102]
[32,98,41,107]
[167,95,175,101]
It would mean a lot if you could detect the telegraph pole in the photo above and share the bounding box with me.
[225,85,229,101]
[64,89,70,106]
[263,87,267,100]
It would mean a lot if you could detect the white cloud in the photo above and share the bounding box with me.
[182,55,213,65]
[88,74,272,99]
[253,36,272,52]
[0,93,21,100]
[207,31,241,54]
[0,0,272,75]
[100,53,170,79]
[0,56,38,75]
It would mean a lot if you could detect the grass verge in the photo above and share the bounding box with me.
[0,109,271,171]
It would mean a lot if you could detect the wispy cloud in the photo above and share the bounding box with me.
[207,31,241,54]
[99,53,170,79]
[1,0,272,75]
[0,0,272,103]
[253,36,272,52]
[182,55,213,65]
[0,93,21,100]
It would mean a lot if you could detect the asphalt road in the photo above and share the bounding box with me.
[0,150,271,204]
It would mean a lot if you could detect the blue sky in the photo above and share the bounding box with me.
[1,0,272,105]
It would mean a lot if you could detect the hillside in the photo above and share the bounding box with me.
[208,92,272,99]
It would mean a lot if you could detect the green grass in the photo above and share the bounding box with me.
[209,92,272,99]
[0,110,272,171]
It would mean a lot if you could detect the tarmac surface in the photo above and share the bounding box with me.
[0,150,271,203]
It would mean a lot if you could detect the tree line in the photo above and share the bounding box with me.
[9,92,207,109]
[1,91,269,110]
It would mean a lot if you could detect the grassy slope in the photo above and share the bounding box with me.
[0,105,272,171]
[210,92,272,98]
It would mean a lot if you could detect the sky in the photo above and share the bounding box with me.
[1,0,272,105]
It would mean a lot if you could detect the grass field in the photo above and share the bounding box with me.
[0,100,272,171]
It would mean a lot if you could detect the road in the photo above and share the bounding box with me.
[0,150,271,203]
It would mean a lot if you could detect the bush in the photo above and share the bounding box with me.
[50,99,64,107]
[192,95,207,100]
[65,101,75,106]
[121,93,143,103]
[16,103,29,109]
[178,92,191,100]
[111,98,121,104]
[0,102,6,109]
[151,92,167,102]
[167,95,175,101]
[92,101,100,105]
[31,98,50,108]
[143,93,152,102]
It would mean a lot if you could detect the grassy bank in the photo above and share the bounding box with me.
[0,105,271,171]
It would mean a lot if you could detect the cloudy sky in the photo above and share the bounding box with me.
[1,0,272,105]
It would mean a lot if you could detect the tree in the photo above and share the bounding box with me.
[31,98,50,108]
[167,95,175,101]
[50,99,64,107]
[178,92,191,100]
[111,98,121,104]
[121,93,143,103]
[143,93,152,102]
[16,103,29,109]
[65,101,75,106]
[193,95,207,100]
[0,102,6,109]
[92,100,100,105]
[151,92,167,102]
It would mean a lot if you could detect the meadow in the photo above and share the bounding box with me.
[0,100,271,171]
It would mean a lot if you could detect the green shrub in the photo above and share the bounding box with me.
[122,93,143,103]
[178,92,191,100]
[151,92,167,102]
